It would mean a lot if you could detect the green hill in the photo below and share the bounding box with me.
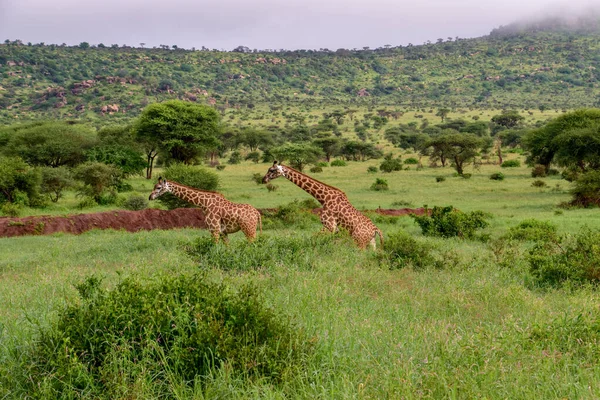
[1,26,600,124]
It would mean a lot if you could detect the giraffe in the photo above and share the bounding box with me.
[262,161,383,249]
[149,177,261,243]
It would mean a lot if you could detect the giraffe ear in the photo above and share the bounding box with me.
[273,161,278,166]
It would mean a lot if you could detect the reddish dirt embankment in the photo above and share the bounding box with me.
[0,207,427,238]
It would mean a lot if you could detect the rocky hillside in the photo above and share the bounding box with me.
[1,26,600,124]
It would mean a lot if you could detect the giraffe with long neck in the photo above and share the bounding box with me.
[149,178,261,243]
[262,161,383,249]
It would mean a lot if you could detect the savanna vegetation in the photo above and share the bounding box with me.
[2,16,600,399]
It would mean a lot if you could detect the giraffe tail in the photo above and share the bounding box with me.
[376,229,384,249]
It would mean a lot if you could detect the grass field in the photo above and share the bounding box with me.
[1,156,600,399]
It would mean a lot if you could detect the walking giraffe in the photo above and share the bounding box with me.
[262,161,383,249]
[149,178,261,243]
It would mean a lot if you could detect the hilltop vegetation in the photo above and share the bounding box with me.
[1,26,600,124]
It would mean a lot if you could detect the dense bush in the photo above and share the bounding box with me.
[24,274,313,397]
[330,159,347,167]
[228,151,242,164]
[501,159,521,168]
[245,151,261,163]
[412,206,489,239]
[506,219,558,242]
[532,179,548,188]
[367,166,378,173]
[309,166,323,173]
[122,195,148,211]
[527,227,600,288]
[569,170,600,207]
[370,178,389,191]
[74,162,121,204]
[379,154,403,173]
[159,163,219,209]
[490,172,505,181]
[0,156,43,206]
[252,172,263,185]
[380,230,435,269]
[404,157,419,165]
[436,176,446,182]
[86,144,146,177]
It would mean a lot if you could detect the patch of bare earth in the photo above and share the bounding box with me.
[0,208,428,238]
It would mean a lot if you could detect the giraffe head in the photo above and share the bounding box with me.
[149,177,171,200]
[262,161,286,183]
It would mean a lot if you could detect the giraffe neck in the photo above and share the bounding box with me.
[167,182,223,211]
[280,165,343,205]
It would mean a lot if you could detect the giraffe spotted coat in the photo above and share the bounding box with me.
[149,178,261,243]
[263,162,383,249]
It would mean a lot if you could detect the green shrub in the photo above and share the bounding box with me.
[122,195,148,211]
[569,170,600,207]
[411,206,489,239]
[404,157,419,165]
[370,178,389,191]
[252,172,263,185]
[266,183,278,192]
[367,166,378,173]
[227,151,242,164]
[24,274,313,397]
[461,173,472,179]
[532,179,547,188]
[380,230,435,269]
[436,176,446,182]
[561,167,579,182]
[506,219,558,242]
[160,164,219,209]
[244,151,260,163]
[379,154,403,173]
[216,164,226,171]
[76,196,98,209]
[309,166,323,173]
[330,159,347,167]
[531,164,547,178]
[316,161,329,167]
[490,172,505,181]
[527,227,600,288]
[74,162,121,204]
[0,156,42,206]
[501,159,521,168]
[1,203,21,217]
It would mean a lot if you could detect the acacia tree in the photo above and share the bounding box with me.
[270,143,323,172]
[523,109,600,173]
[135,101,221,178]
[312,134,341,162]
[424,133,482,175]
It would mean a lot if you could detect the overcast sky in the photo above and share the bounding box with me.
[0,0,597,50]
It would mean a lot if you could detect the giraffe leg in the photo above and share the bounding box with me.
[221,233,230,245]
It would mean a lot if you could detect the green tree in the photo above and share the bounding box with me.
[41,166,74,203]
[135,100,222,170]
[0,156,42,205]
[1,121,96,167]
[238,128,274,151]
[160,163,219,209]
[312,134,341,162]
[424,133,482,175]
[523,109,600,172]
[552,125,600,172]
[74,162,121,203]
[436,108,450,122]
[491,111,525,131]
[271,143,323,172]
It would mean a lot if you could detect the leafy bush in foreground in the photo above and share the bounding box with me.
[507,219,558,242]
[380,230,435,269]
[261,199,320,230]
[527,227,600,288]
[412,206,489,239]
[24,274,312,398]
[569,170,600,207]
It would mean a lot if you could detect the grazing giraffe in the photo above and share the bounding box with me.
[262,161,383,249]
[149,178,261,243]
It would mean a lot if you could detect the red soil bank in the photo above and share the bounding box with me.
[0,207,427,238]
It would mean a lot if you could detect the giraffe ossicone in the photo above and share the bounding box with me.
[262,162,383,249]
[149,178,261,243]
